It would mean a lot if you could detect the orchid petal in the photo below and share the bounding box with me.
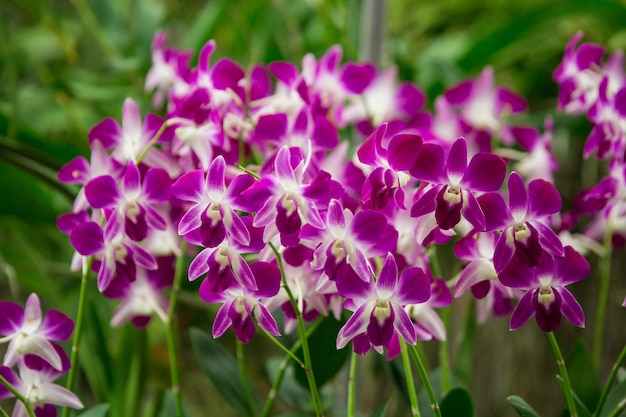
[376,254,399,297]
[528,179,561,219]
[396,267,431,305]
[555,287,585,328]
[409,143,446,184]
[171,170,205,202]
[461,153,506,192]
[507,172,528,220]
[337,302,373,349]
[509,290,534,330]
[393,305,417,345]
[85,175,120,208]
[446,138,468,182]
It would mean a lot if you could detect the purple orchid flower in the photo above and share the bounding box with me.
[69,215,157,291]
[0,345,83,416]
[200,262,281,343]
[336,253,431,355]
[553,31,605,114]
[0,294,73,371]
[480,171,564,272]
[247,145,344,247]
[585,77,626,161]
[84,161,171,242]
[171,155,255,247]
[507,118,559,184]
[499,246,589,332]
[356,122,422,209]
[304,198,398,283]
[410,137,506,231]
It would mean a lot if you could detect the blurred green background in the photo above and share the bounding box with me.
[1,0,626,416]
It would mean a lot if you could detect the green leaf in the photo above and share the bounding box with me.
[440,388,474,417]
[507,395,543,417]
[182,0,231,53]
[599,379,626,417]
[158,388,192,417]
[189,328,257,417]
[76,404,110,417]
[293,316,350,389]
[567,340,600,412]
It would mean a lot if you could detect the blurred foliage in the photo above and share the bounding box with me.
[1,0,626,416]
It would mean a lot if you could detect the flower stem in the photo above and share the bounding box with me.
[0,406,9,417]
[593,224,613,369]
[268,242,324,417]
[165,240,187,417]
[408,344,442,417]
[136,120,170,164]
[595,342,626,417]
[400,339,421,417]
[438,307,451,394]
[547,332,577,417]
[236,340,257,415]
[260,318,323,417]
[347,351,358,417]
[0,373,35,417]
[62,255,93,417]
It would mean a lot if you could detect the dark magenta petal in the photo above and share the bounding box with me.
[250,66,271,101]
[351,210,391,247]
[88,117,120,148]
[533,289,562,332]
[85,175,120,209]
[367,308,395,347]
[397,267,430,305]
[340,62,376,94]
[123,162,141,192]
[212,303,232,338]
[554,246,590,286]
[357,125,384,166]
[498,252,536,289]
[336,265,373,300]
[528,179,561,219]
[337,303,371,350]
[446,138,468,181]
[327,199,346,232]
[302,170,344,203]
[0,302,23,335]
[57,157,89,184]
[461,153,506,192]
[376,254,399,296]
[507,172,528,220]
[511,126,539,150]
[274,146,296,184]
[56,211,89,234]
[614,87,626,117]
[249,262,281,298]
[188,248,213,281]
[172,170,204,202]
[211,59,245,89]
[312,115,339,148]
[177,203,205,236]
[555,287,585,328]
[143,168,171,201]
[41,310,74,341]
[197,39,216,73]
[476,192,511,231]
[396,83,425,117]
[70,221,104,255]
[0,366,20,400]
[444,80,473,105]
[409,143,446,184]
[411,185,439,218]
[223,208,251,246]
[509,290,534,330]
[206,156,226,195]
[388,134,423,172]
[255,113,287,142]
[577,43,605,69]
[394,305,417,345]
[497,88,526,113]
[461,191,486,231]
[269,61,299,86]
[256,303,280,336]
[226,174,256,210]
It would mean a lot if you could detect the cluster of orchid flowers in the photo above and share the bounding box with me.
[49,29,624,364]
[0,294,83,416]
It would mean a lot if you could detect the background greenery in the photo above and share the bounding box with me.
[1,0,625,416]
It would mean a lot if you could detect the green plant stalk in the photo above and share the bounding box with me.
[547,332,577,417]
[408,344,442,417]
[136,121,170,164]
[62,256,93,417]
[606,401,626,417]
[165,240,188,417]
[594,342,626,417]
[347,351,358,417]
[260,318,323,417]
[236,339,257,415]
[438,307,451,394]
[0,374,35,417]
[0,406,9,417]
[268,242,325,416]
[593,223,613,369]
[401,339,421,417]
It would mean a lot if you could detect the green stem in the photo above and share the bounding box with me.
[136,121,170,164]
[595,343,626,417]
[408,344,442,417]
[593,224,613,369]
[347,351,358,417]
[165,240,187,417]
[236,340,257,416]
[0,407,9,417]
[547,332,577,417]
[0,373,35,417]
[260,318,323,417]
[401,339,421,417]
[438,307,451,395]
[62,256,93,417]
[605,400,626,417]
[268,243,324,417]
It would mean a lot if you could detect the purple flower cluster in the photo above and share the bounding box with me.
[0,294,83,416]
[57,30,619,355]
